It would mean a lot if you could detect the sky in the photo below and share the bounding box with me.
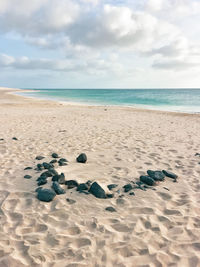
[0,0,200,89]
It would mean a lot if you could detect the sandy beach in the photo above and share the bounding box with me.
[0,87,200,267]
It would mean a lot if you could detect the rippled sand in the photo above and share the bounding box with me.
[0,87,200,267]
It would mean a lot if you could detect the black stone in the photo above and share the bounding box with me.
[76,153,87,163]
[24,175,32,179]
[42,162,53,169]
[35,156,45,160]
[41,171,52,178]
[52,173,65,184]
[52,182,65,194]
[77,183,89,191]
[36,163,44,171]
[50,159,57,164]
[162,170,178,179]
[58,173,65,184]
[24,167,32,170]
[105,206,116,212]
[48,168,58,176]
[107,184,118,190]
[58,161,67,166]
[123,184,133,193]
[106,193,114,198]
[140,175,155,186]
[37,178,47,186]
[147,170,165,181]
[52,153,59,158]
[66,198,76,204]
[65,180,79,189]
[129,192,135,196]
[59,158,68,162]
[12,137,18,140]
[37,189,56,202]
[89,182,106,199]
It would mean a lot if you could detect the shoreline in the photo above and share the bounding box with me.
[8,87,200,116]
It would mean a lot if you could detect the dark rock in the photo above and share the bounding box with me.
[58,161,67,166]
[106,193,114,198]
[52,173,65,184]
[35,187,42,192]
[89,182,106,199]
[50,159,57,164]
[36,163,44,171]
[107,184,118,190]
[77,183,89,191]
[65,180,79,189]
[147,170,165,181]
[52,153,59,158]
[162,170,178,179]
[24,167,32,170]
[123,184,133,193]
[129,192,135,196]
[37,189,56,202]
[36,156,45,160]
[59,158,68,162]
[41,171,52,178]
[140,175,155,186]
[76,153,87,163]
[24,175,32,179]
[43,162,53,169]
[66,198,76,204]
[37,178,47,186]
[12,137,18,140]
[105,206,116,212]
[48,168,58,176]
[58,173,65,184]
[52,182,65,195]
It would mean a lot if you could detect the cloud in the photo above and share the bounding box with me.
[0,53,123,76]
[152,58,200,70]
[0,0,80,34]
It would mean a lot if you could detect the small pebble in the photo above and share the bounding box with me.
[12,137,18,140]
[24,167,32,170]
[129,192,135,196]
[52,153,59,158]
[24,175,32,179]
[105,206,116,212]
[36,156,45,160]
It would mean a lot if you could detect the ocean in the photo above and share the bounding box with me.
[18,88,200,113]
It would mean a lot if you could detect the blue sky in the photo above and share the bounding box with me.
[0,0,200,89]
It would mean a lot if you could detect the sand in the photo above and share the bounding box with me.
[0,87,200,267]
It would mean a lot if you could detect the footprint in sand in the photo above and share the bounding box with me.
[157,192,172,201]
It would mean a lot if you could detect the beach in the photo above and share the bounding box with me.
[0,87,200,267]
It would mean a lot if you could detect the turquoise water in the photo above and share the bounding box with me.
[18,89,200,113]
